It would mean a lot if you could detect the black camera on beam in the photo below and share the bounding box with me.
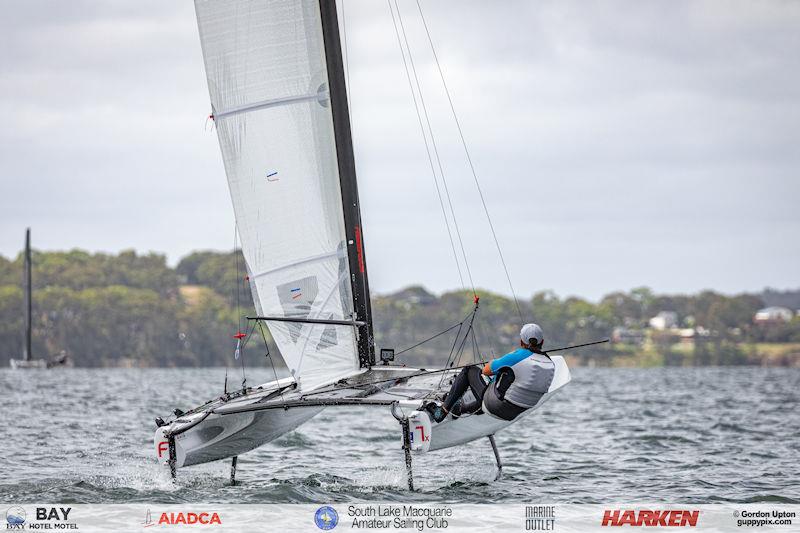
[380,348,395,365]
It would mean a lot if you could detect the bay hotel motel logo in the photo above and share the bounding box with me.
[5,507,25,530]
[5,507,77,530]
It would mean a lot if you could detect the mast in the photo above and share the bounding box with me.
[23,228,32,362]
[318,0,375,367]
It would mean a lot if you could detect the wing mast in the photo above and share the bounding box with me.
[319,0,375,367]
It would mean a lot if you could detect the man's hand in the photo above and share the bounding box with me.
[482,362,493,376]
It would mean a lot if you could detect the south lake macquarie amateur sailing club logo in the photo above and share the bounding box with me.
[315,506,339,530]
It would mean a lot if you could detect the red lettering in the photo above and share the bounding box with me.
[355,226,365,273]
[157,441,169,458]
[602,510,619,526]
[667,511,681,527]
[601,509,700,527]
[152,511,222,526]
[620,510,636,526]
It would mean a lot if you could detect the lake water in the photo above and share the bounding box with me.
[1,367,798,504]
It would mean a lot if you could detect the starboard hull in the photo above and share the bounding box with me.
[426,385,564,451]
[423,355,572,452]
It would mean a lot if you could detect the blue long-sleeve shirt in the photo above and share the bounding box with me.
[489,348,535,374]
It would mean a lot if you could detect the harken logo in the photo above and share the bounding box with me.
[602,510,700,527]
[5,507,26,529]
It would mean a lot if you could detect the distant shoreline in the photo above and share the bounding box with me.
[2,250,798,369]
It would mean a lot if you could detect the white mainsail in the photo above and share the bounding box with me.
[195,0,362,391]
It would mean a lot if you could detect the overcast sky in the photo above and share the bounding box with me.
[0,0,798,301]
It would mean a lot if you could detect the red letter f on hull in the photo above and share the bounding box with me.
[157,441,169,458]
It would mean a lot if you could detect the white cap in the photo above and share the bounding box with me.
[520,323,544,345]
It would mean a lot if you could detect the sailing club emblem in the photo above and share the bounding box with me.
[314,506,339,530]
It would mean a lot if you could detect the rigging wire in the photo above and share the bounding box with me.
[470,326,480,365]
[394,316,466,357]
[474,316,496,359]
[450,312,476,371]
[437,321,464,388]
[436,305,479,388]
[258,321,286,405]
[415,0,525,322]
[387,0,466,291]
[391,0,476,297]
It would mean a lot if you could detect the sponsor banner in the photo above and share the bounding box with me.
[1,503,797,532]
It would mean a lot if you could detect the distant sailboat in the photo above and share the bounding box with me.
[9,229,46,369]
[8,229,71,370]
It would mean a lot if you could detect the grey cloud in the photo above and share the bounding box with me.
[0,0,797,301]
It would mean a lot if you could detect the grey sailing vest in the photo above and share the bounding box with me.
[504,352,555,408]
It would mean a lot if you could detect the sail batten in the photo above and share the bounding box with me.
[250,249,343,282]
[195,0,367,391]
[213,89,329,120]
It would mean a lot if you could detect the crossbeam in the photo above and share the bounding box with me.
[213,397,397,416]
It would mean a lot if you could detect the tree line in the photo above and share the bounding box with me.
[0,250,797,368]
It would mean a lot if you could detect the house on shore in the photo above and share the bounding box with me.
[754,306,794,324]
[649,311,678,330]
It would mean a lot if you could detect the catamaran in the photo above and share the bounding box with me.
[154,0,572,489]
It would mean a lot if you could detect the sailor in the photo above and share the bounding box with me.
[424,323,555,422]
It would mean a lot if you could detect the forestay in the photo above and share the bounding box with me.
[195,0,361,391]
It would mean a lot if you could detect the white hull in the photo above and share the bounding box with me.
[9,358,48,370]
[420,355,571,452]
[426,379,566,450]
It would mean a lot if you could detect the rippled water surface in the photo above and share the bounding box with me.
[1,367,798,504]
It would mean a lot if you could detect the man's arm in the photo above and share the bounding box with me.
[482,349,526,376]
